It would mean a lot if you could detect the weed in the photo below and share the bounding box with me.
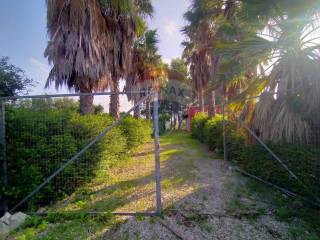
[275,206,290,221]
[149,216,158,224]
[136,214,146,222]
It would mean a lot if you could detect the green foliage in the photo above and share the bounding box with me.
[203,114,224,152]
[275,205,290,221]
[192,113,244,156]
[236,142,320,200]
[170,58,189,81]
[191,113,320,202]
[3,107,152,211]
[120,116,152,150]
[191,112,209,142]
[159,113,170,135]
[0,57,34,97]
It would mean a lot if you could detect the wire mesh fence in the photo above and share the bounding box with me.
[0,92,161,216]
[221,96,320,206]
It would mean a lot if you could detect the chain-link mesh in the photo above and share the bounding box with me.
[1,93,159,216]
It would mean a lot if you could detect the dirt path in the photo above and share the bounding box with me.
[106,132,291,240]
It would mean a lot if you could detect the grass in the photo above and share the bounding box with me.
[241,179,320,240]
[223,163,320,239]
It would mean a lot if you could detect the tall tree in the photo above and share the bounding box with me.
[215,0,320,142]
[45,0,110,115]
[125,30,167,118]
[99,0,154,118]
[0,57,34,97]
[170,58,189,81]
[182,0,222,115]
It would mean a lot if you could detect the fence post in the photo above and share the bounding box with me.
[0,100,8,213]
[153,91,162,215]
[222,98,227,162]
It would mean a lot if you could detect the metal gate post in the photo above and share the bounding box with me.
[222,99,227,162]
[153,91,162,215]
[0,100,8,213]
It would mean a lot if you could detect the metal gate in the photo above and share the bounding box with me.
[0,91,162,217]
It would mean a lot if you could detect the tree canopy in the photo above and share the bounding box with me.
[0,57,34,97]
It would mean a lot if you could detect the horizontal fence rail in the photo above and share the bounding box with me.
[0,91,148,101]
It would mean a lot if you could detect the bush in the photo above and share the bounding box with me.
[236,142,320,200]
[191,112,209,142]
[203,114,224,152]
[120,116,152,150]
[2,107,152,211]
[193,114,244,155]
[190,113,319,201]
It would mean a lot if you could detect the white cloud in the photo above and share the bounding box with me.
[29,57,50,74]
[164,19,178,35]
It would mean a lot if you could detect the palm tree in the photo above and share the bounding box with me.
[170,58,189,81]
[215,0,320,142]
[99,0,154,118]
[182,0,222,115]
[250,12,320,142]
[45,0,110,115]
[125,30,167,118]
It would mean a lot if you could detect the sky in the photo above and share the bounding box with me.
[0,0,190,108]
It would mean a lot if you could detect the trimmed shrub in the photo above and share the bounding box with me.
[2,107,152,210]
[191,112,209,142]
[203,114,224,153]
[193,114,245,155]
[237,142,320,200]
[190,112,319,200]
[120,116,153,151]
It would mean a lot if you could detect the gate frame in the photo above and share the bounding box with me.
[1,91,162,216]
[0,100,8,213]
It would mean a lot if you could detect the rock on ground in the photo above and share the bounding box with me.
[0,212,28,238]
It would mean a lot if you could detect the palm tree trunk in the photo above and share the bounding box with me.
[170,109,174,129]
[178,112,182,130]
[208,90,216,118]
[110,80,120,119]
[198,87,205,112]
[79,83,93,115]
[133,98,140,118]
[146,99,151,120]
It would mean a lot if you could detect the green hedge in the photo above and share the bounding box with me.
[237,143,320,199]
[120,116,153,150]
[191,112,209,142]
[191,112,320,201]
[2,108,152,210]
[192,113,244,155]
[203,115,225,153]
